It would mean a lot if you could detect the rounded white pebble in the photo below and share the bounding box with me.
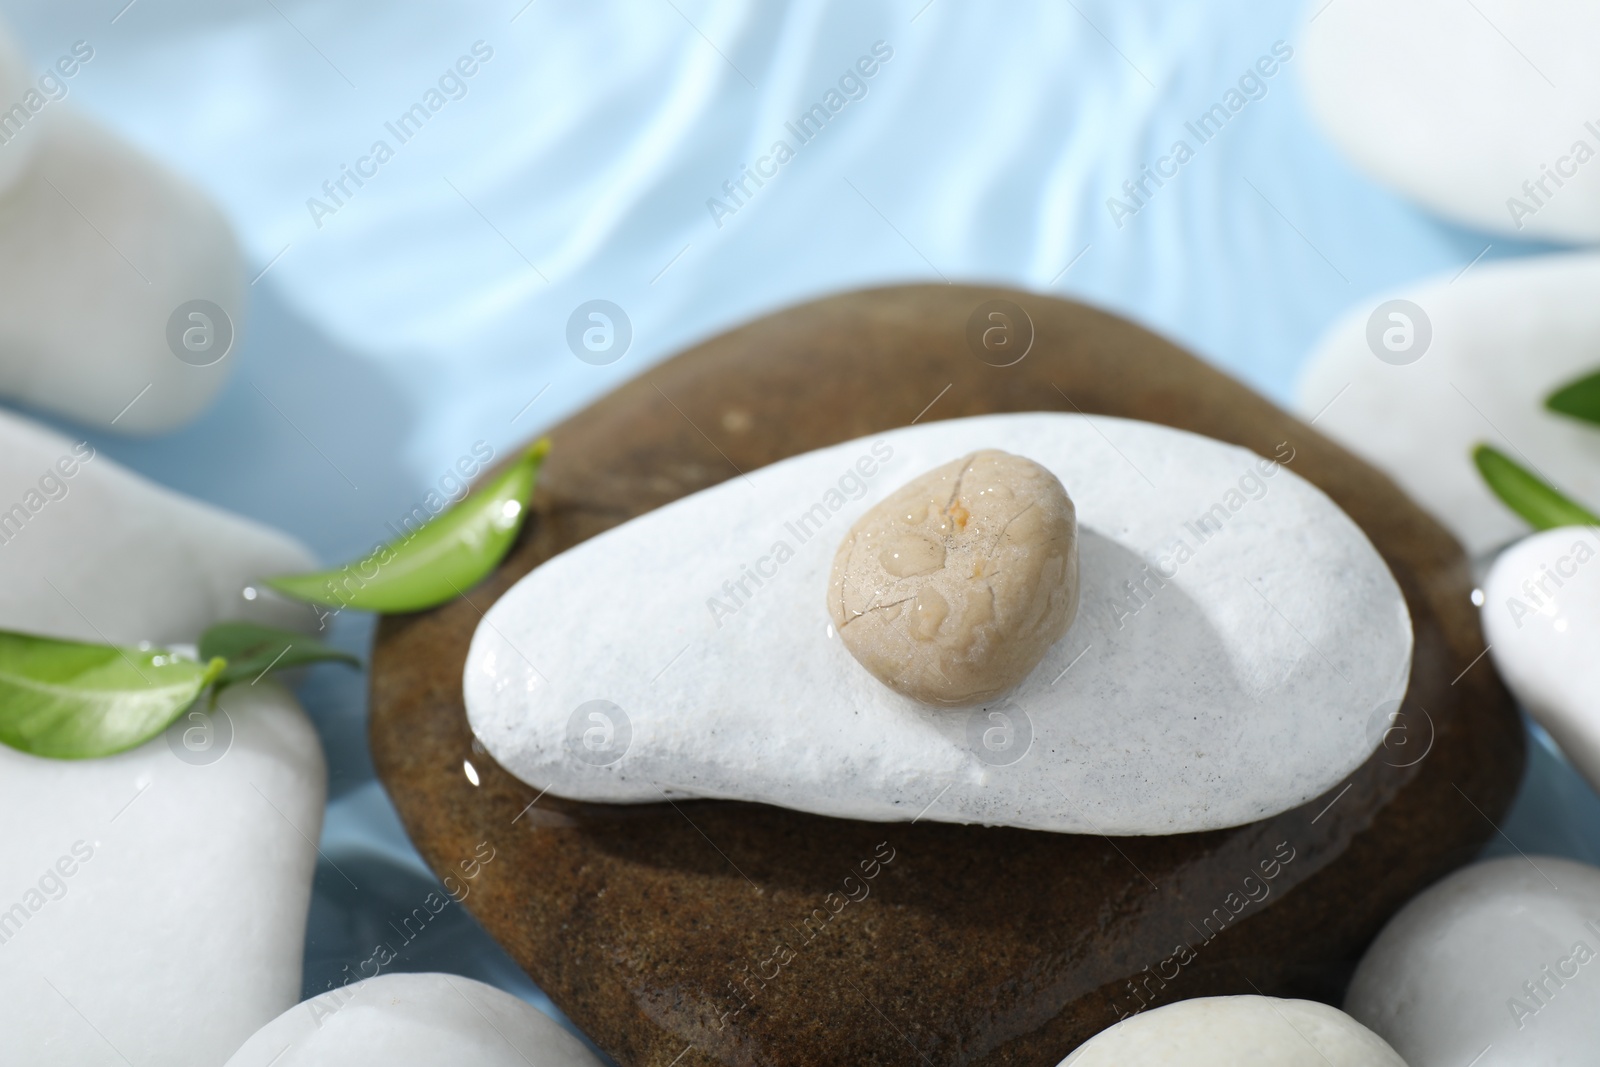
[0,682,326,1067]
[1301,0,1600,241]
[0,106,244,433]
[1482,529,1600,796]
[1346,856,1600,1067]
[466,413,1411,836]
[0,19,42,193]
[1294,253,1600,559]
[1059,995,1407,1066]
[0,406,317,645]
[829,449,1079,705]
[222,973,607,1067]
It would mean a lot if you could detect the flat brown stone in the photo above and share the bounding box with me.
[370,285,1523,1065]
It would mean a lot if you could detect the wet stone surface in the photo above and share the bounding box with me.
[371,285,1524,1066]
[828,448,1079,707]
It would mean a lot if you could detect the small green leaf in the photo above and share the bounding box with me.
[1546,369,1600,427]
[1473,443,1600,530]
[199,621,359,688]
[265,438,550,614]
[0,631,225,759]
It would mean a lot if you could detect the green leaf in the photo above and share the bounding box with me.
[1546,369,1600,427]
[198,621,359,688]
[0,631,225,759]
[265,438,550,614]
[1473,443,1600,530]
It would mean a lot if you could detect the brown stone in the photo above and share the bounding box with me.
[370,285,1523,1065]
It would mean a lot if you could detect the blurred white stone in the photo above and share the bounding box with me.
[0,406,318,645]
[1346,856,1600,1067]
[1295,253,1600,559]
[1301,0,1600,242]
[0,105,244,433]
[222,973,605,1067]
[0,680,326,1067]
[1059,995,1407,1066]
[0,19,43,193]
[1483,529,1600,795]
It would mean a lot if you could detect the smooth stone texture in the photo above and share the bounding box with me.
[0,407,317,645]
[466,414,1411,835]
[1301,0,1600,242]
[223,973,605,1067]
[1482,529,1600,796]
[1295,253,1600,559]
[0,19,40,193]
[0,680,325,1067]
[1346,856,1600,1066]
[0,106,244,434]
[831,449,1080,706]
[372,286,1523,1066]
[1059,996,1406,1066]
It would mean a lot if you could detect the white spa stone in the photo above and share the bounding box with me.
[1345,856,1600,1067]
[465,413,1412,835]
[222,973,605,1067]
[0,407,317,645]
[0,106,244,434]
[1301,0,1600,242]
[1295,253,1600,560]
[1058,995,1407,1066]
[1482,529,1600,796]
[0,680,326,1067]
[0,20,41,194]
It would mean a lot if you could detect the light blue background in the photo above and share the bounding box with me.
[2,0,1594,1051]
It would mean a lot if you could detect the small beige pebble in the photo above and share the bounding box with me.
[828,449,1079,705]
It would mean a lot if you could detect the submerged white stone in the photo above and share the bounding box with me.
[465,414,1411,835]
[223,973,605,1067]
[1346,856,1600,1067]
[1059,996,1407,1066]
[1295,253,1600,559]
[0,681,326,1067]
[1301,0,1600,242]
[0,407,317,645]
[0,106,244,433]
[1483,529,1600,796]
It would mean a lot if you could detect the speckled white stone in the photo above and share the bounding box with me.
[1482,529,1600,796]
[0,681,326,1067]
[1346,856,1600,1067]
[1295,253,1600,559]
[465,413,1412,836]
[222,973,605,1067]
[0,407,316,645]
[1059,995,1407,1066]
[0,106,244,433]
[1301,0,1600,242]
